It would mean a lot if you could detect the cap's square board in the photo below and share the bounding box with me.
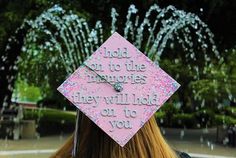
[57,32,180,147]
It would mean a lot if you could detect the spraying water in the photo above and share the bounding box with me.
[0,4,231,148]
[19,4,221,75]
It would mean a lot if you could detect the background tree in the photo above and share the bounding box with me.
[1,0,235,110]
[0,0,84,108]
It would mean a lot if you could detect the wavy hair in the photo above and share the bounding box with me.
[50,114,178,158]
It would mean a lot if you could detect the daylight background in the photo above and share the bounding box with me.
[0,0,236,158]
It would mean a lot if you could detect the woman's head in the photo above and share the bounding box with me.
[51,114,178,158]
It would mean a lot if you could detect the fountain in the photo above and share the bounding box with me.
[0,4,225,108]
[0,4,233,150]
[16,4,225,106]
[20,4,221,72]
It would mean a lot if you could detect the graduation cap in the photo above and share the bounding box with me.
[57,32,180,157]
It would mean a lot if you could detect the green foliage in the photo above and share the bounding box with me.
[225,107,236,118]
[224,48,236,100]
[15,2,90,106]
[215,115,236,125]
[194,109,215,127]
[12,80,42,102]
[156,111,196,128]
[155,111,165,119]
[18,50,67,100]
[0,0,45,50]
[172,113,196,128]
[1,0,235,116]
[160,103,179,114]
[160,56,227,112]
[216,106,236,118]
[159,45,236,111]
[23,108,76,135]
[23,108,75,124]
[189,49,235,105]
[159,103,179,126]
[156,106,235,128]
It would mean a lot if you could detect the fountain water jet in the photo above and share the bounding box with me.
[1,4,227,113]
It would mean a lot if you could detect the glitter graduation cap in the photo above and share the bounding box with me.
[57,32,180,149]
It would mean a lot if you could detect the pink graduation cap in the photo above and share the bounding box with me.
[57,32,180,147]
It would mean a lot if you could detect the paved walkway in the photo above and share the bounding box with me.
[164,127,236,158]
[0,135,66,158]
[0,128,235,158]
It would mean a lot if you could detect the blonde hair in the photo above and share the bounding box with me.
[50,114,178,158]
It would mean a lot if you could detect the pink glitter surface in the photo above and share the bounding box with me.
[57,32,180,147]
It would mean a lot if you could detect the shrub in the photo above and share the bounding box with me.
[194,109,215,127]
[155,112,196,128]
[155,111,166,125]
[172,113,196,128]
[23,108,76,135]
[215,115,236,126]
[225,107,236,118]
[160,103,179,126]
